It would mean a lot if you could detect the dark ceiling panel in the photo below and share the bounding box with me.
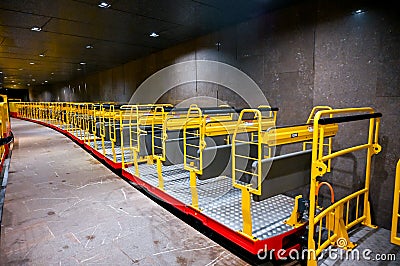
[0,9,49,29]
[44,16,176,48]
[0,0,300,89]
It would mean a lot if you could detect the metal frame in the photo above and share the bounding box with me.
[391,159,400,245]
[307,107,381,266]
[13,102,384,264]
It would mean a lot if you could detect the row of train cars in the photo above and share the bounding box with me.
[1,96,396,265]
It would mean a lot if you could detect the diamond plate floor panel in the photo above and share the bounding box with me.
[124,163,295,240]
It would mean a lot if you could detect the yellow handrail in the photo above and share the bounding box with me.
[307,107,381,266]
[391,159,400,245]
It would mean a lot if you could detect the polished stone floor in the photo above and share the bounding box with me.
[0,119,247,265]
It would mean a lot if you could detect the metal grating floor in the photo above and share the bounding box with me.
[124,163,295,240]
[88,141,132,163]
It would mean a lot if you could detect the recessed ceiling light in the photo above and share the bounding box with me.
[30,62,35,65]
[44,80,48,83]
[98,1,111,8]
[32,78,36,81]
[4,76,7,79]
[41,82,44,85]
[11,80,14,83]
[39,53,45,57]
[0,71,2,74]
[80,62,86,65]
[86,44,94,49]
[19,68,23,71]
[18,82,21,85]
[51,72,54,75]
[27,83,31,86]
[149,32,159,38]
[31,26,42,32]
[354,9,364,14]
[77,68,82,71]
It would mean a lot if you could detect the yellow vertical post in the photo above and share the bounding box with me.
[189,170,199,210]
[362,116,378,229]
[307,111,323,266]
[133,149,140,177]
[333,205,356,249]
[157,157,164,190]
[241,187,253,237]
[391,160,400,245]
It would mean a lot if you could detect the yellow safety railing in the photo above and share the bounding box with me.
[108,105,118,162]
[119,105,133,169]
[304,106,334,173]
[0,95,11,160]
[183,105,205,209]
[391,159,400,245]
[99,104,109,156]
[83,103,93,145]
[232,109,264,237]
[232,106,336,240]
[151,106,167,189]
[121,104,173,174]
[91,104,100,150]
[307,107,381,266]
[120,105,138,170]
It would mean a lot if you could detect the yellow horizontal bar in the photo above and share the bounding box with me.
[316,233,338,255]
[346,215,366,229]
[186,155,199,160]
[235,168,256,176]
[234,154,257,160]
[321,144,370,161]
[234,140,256,145]
[186,143,200,148]
[313,189,367,224]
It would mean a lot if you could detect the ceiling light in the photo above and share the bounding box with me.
[32,78,36,81]
[354,9,364,14]
[30,62,35,65]
[44,80,48,83]
[4,76,7,79]
[149,32,159,38]
[51,72,54,75]
[31,26,42,32]
[0,71,2,74]
[11,80,14,83]
[77,68,82,71]
[98,1,111,8]
[86,44,94,49]
[41,82,44,85]
[80,62,86,65]
[19,68,23,71]
[18,82,21,85]
[39,53,45,57]
[27,83,31,86]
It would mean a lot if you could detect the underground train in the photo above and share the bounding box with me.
[7,100,398,265]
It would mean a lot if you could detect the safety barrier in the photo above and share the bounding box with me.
[0,95,11,163]
[232,106,338,240]
[12,102,384,264]
[391,159,400,245]
[306,108,381,266]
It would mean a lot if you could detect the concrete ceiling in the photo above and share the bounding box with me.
[0,0,298,89]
